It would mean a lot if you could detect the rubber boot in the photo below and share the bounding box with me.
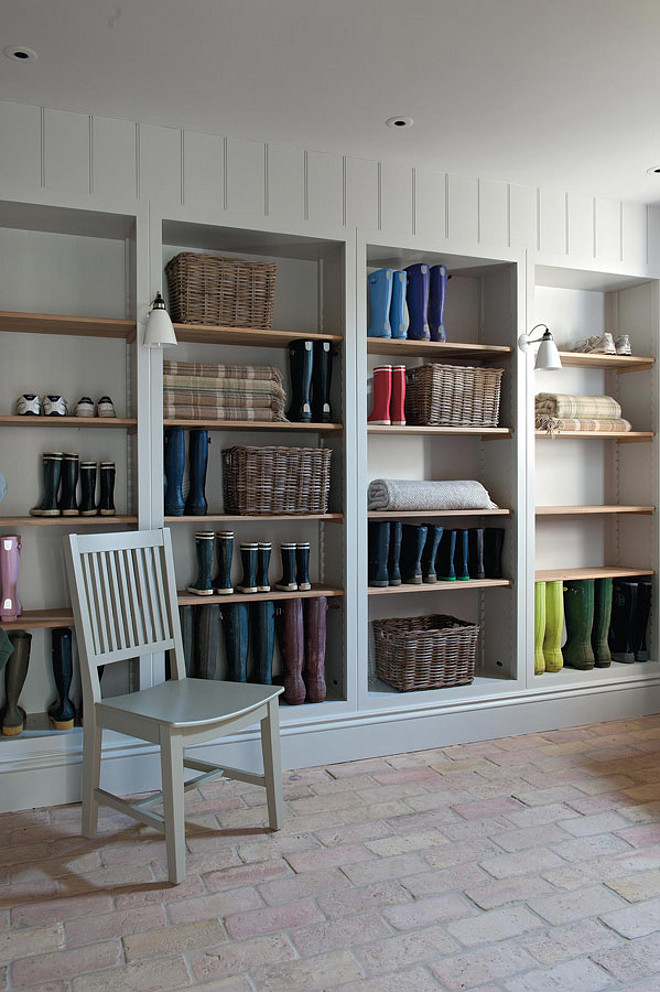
[632,580,652,662]
[257,542,271,592]
[468,528,486,580]
[222,603,249,682]
[275,543,297,591]
[193,604,220,679]
[287,340,313,422]
[58,453,79,516]
[180,604,195,677]
[454,529,470,580]
[98,462,116,516]
[368,521,390,587]
[48,627,76,729]
[367,268,393,338]
[388,520,402,586]
[2,630,30,736]
[420,524,443,583]
[429,264,449,342]
[213,531,234,595]
[164,427,185,516]
[609,581,637,663]
[304,597,327,702]
[390,366,406,426]
[296,542,312,591]
[237,543,258,594]
[592,577,613,667]
[484,528,505,579]
[79,461,97,516]
[543,580,564,672]
[312,341,334,423]
[0,535,21,622]
[184,429,210,516]
[563,579,595,669]
[404,263,430,341]
[534,582,546,674]
[435,529,457,581]
[367,366,392,425]
[187,531,215,596]
[390,271,408,339]
[250,601,275,685]
[30,451,63,516]
[400,524,427,584]
[277,599,305,704]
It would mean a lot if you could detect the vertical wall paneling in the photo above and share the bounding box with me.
[509,184,537,250]
[379,162,413,235]
[414,168,447,242]
[595,197,622,265]
[0,101,42,192]
[345,157,379,230]
[566,193,595,261]
[182,130,224,211]
[479,179,508,248]
[306,150,344,228]
[43,109,90,194]
[92,116,138,201]
[225,138,266,217]
[139,124,182,203]
[447,173,478,244]
[647,205,660,274]
[538,188,567,256]
[622,202,649,272]
[267,142,305,225]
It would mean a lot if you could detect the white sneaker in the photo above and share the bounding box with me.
[615,334,631,355]
[97,396,116,418]
[74,396,95,418]
[571,333,616,355]
[42,395,68,416]
[16,394,41,416]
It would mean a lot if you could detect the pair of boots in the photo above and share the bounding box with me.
[368,522,504,586]
[287,340,334,423]
[1,627,74,735]
[368,366,406,426]
[164,428,210,516]
[187,532,311,596]
[367,263,449,341]
[276,598,327,704]
[534,581,565,674]
[30,453,116,517]
[609,579,652,664]
[0,535,21,622]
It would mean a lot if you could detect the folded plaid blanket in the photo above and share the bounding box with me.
[164,404,285,421]
[536,416,632,434]
[163,361,287,422]
[164,390,276,409]
[163,374,285,397]
[164,361,284,384]
[535,393,622,420]
[368,479,498,511]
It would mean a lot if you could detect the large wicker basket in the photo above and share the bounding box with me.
[165,252,277,328]
[373,614,479,691]
[406,363,503,427]
[223,446,332,515]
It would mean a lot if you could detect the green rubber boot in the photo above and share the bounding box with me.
[534,582,546,674]
[543,580,564,672]
[592,577,613,667]
[563,579,595,670]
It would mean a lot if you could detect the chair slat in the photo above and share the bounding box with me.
[107,550,127,652]
[134,547,155,643]
[126,548,146,646]
[89,552,110,655]
[115,549,134,649]
[98,551,117,653]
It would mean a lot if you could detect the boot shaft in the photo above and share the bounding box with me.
[368,521,390,587]
[250,600,275,685]
[468,528,485,580]
[213,531,234,595]
[277,598,305,704]
[390,271,408,339]
[592,577,613,667]
[58,453,79,516]
[79,461,97,516]
[420,524,443,583]
[187,531,215,595]
[164,427,186,516]
[404,263,430,340]
[222,602,249,682]
[30,451,63,517]
[429,264,449,342]
[390,366,406,426]
[184,429,210,516]
[367,365,393,425]
[311,340,334,423]
[98,462,116,516]
[0,534,21,622]
[453,529,470,580]
[296,542,311,591]
[193,604,220,679]
[435,529,457,581]
[304,596,327,703]
[367,268,393,338]
[388,520,402,586]
[257,542,272,592]
[276,543,298,592]
[237,542,258,594]
[287,340,313,422]
[400,524,428,584]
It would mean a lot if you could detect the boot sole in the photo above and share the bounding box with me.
[186,586,213,596]
[50,718,75,730]
[2,724,23,736]
[99,510,116,516]
[80,510,98,516]
[214,587,234,595]
[30,509,60,516]
[60,510,80,516]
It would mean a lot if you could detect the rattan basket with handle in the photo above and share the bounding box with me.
[165,252,277,328]
[222,445,332,515]
[406,363,503,427]
[373,614,479,691]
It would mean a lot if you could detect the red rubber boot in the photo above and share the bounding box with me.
[367,366,392,425]
[390,365,406,425]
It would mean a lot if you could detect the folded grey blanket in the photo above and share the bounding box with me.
[368,479,498,511]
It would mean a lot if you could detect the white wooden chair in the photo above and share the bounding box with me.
[65,528,283,884]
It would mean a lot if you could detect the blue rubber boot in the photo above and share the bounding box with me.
[184,429,210,516]
[367,269,393,338]
[164,427,185,516]
[454,529,470,580]
[388,521,402,586]
[420,524,443,583]
[49,627,76,729]
[404,263,430,340]
[436,529,457,581]
[222,603,249,682]
[400,525,428,584]
[250,601,275,685]
[429,264,449,342]
[368,522,390,587]
[187,531,215,595]
[390,271,408,339]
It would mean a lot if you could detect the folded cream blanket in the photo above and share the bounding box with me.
[536,416,632,434]
[535,393,622,420]
[368,479,497,511]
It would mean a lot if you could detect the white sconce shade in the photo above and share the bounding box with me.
[143,292,177,347]
[518,323,562,370]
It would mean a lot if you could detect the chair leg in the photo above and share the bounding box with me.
[160,732,186,884]
[261,698,283,831]
[81,722,102,837]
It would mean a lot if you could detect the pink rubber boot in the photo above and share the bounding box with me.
[390,365,407,425]
[367,366,392,425]
[0,535,21,622]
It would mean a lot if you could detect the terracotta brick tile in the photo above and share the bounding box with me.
[224,899,321,939]
[315,879,411,919]
[382,892,475,930]
[364,828,449,858]
[71,955,191,992]
[423,838,501,870]
[551,833,633,863]
[616,822,660,847]
[307,773,378,795]
[168,886,263,925]
[331,969,440,992]
[502,801,580,828]
[357,925,459,974]
[340,799,414,822]
[258,869,349,907]
[479,847,565,879]
[0,922,64,960]
[446,904,541,946]
[606,868,660,903]
[0,880,60,908]
[61,863,156,892]
[401,862,486,898]
[284,843,373,874]
[326,757,394,778]
[313,819,392,847]
[502,957,618,992]
[123,918,226,961]
[451,796,525,820]
[560,810,631,836]
[11,892,114,928]
[114,872,205,908]
[369,766,445,786]
[600,895,660,938]
[339,852,429,885]
[10,940,120,987]
[527,884,625,925]
[290,911,390,956]
[64,904,165,946]
[204,859,291,892]
[250,947,363,991]
[519,917,624,965]
[464,873,556,910]
[430,942,537,990]
[190,933,297,984]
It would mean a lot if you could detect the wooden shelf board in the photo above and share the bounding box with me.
[177,585,344,606]
[0,516,138,527]
[368,508,512,519]
[166,514,343,523]
[0,609,74,631]
[535,566,654,582]
[369,425,513,438]
[536,430,653,442]
[557,351,654,371]
[173,323,342,347]
[366,339,513,359]
[368,578,512,595]
[0,416,136,429]
[536,505,654,517]
[164,419,342,433]
[0,311,136,341]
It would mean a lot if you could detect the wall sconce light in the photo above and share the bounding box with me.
[143,292,177,347]
[518,323,562,370]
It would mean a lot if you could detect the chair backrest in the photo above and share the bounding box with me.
[66,528,186,703]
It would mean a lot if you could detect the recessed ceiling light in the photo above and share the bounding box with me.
[386,116,414,129]
[4,46,38,62]
[646,165,660,175]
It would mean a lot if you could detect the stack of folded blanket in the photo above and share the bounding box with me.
[535,393,631,434]
[163,361,287,421]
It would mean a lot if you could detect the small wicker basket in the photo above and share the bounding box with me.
[165,252,277,328]
[406,363,503,427]
[223,446,332,515]
[373,614,479,692]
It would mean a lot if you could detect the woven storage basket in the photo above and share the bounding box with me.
[373,614,479,691]
[223,446,332,515]
[165,252,277,328]
[406,363,503,427]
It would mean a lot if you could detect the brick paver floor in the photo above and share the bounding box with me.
[1,714,660,990]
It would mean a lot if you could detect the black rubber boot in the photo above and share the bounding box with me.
[222,603,249,681]
[187,531,215,595]
[180,604,195,677]
[49,627,76,729]
[30,452,63,517]
[435,529,457,581]
[609,581,637,663]
[257,542,271,592]
[184,429,210,516]
[193,604,220,679]
[237,543,258,594]
[57,453,79,516]
[250,600,275,685]
[2,630,31,736]
[632,580,652,662]
[296,543,311,591]
[388,521,402,586]
[454,529,470,581]
[98,461,116,516]
[368,522,390,587]
[420,525,443,583]
[468,528,486,579]
[400,525,428,584]
[79,461,98,516]
[275,543,297,591]
[164,427,185,516]
[213,531,234,595]
[311,340,333,423]
[563,579,595,669]
[484,528,505,579]
[592,577,613,667]
[287,340,313,422]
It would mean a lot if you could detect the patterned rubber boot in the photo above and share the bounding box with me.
[367,269,393,338]
[250,601,275,685]
[277,599,306,704]
[609,581,637,663]
[257,543,272,592]
[30,451,63,516]
[390,271,408,339]
[164,427,185,516]
[2,630,31,736]
[468,528,486,579]
[534,582,546,674]
[193,604,220,679]
[388,521,402,586]
[400,524,428,584]
[435,529,457,581]
[484,528,505,579]
[48,627,76,729]
[237,543,258,594]
[368,522,390,587]
[287,340,314,422]
[420,524,443,583]
[543,580,564,672]
[58,453,79,516]
[184,429,210,515]
[592,577,613,667]
[429,264,449,342]
[98,462,116,516]
[296,542,312,591]
[0,535,21,622]
[404,263,430,340]
[275,543,298,592]
[78,461,98,516]
[312,340,334,423]
[563,579,595,669]
[632,580,652,662]
[390,366,406,425]
[222,603,249,682]
[213,531,234,595]
[454,529,470,580]
[187,531,215,595]
[304,596,327,702]
[367,366,393,425]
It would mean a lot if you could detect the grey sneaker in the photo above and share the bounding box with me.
[615,334,631,355]
[16,394,41,416]
[74,396,95,418]
[42,395,68,416]
[97,396,116,418]
[571,333,616,355]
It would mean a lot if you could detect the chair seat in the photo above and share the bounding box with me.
[98,678,283,729]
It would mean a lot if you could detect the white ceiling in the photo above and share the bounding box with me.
[2,0,660,204]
